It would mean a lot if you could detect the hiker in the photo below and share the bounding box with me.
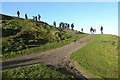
[67,24,70,29]
[81,28,83,32]
[100,26,103,34]
[38,14,41,21]
[71,23,74,30]
[53,21,56,27]
[25,14,28,19]
[17,11,20,17]
[94,28,96,33]
[59,22,61,28]
[33,16,35,20]
[62,22,65,29]
[90,27,93,34]
[35,16,37,21]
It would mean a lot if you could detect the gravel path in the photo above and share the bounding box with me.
[2,34,95,79]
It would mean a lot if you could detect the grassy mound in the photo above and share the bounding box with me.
[70,34,118,78]
[1,14,88,58]
[2,64,75,79]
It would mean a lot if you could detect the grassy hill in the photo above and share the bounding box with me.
[70,34,118,78]
[1,14,88,79]
[1,14,87,59]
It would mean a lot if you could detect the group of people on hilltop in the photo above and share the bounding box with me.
[90,27,96,34]
[17,11,41,22]
[58,22,74,30]
[33,14,41,21]
[81,26,103,34]
[53,21,74,30]
[17,11,104,34]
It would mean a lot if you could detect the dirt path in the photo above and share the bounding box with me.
[2,34,95,79]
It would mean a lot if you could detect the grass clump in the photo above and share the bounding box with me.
[2,64,75,79]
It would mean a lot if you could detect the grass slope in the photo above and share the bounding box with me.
[70,34,118,78]
[2,64,75,79]
[1,14,88,59]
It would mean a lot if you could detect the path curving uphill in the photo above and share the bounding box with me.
[2,34,96,79]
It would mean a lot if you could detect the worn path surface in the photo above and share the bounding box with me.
[2,34,96,79]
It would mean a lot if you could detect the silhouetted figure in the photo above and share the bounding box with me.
[90,27,93,34]
[100,26,103,34]
[35,16,37,21]
[64,23,67,28]
[68,24,70,29]
[81,28,83,32]
[33,16,35,20]
[17,11,20,17]
[62,22,65,29]
[59,23,61,28]
[25,14,28,19]
[38,14,41,21]
[53,21,56,27]
[71,23,74,30]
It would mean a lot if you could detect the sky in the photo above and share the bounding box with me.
[1,2,118,35]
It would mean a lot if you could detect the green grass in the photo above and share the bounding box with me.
[2,64,75,79]
[70,34,118,78]
[3,33,87,59]
[1,14,88,59]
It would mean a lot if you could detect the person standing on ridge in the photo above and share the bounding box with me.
[53,21,56,27]
[94,28,96,33]
[17,11,20,17]
[71,23,74,30]
[90,27,93,34]
[25,14,28,19]
[81,28,83,32]
[100,26,103,34]
[38,14,41,21]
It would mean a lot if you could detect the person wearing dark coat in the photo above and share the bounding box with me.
[100,26,103,34]
[17,11,20,17]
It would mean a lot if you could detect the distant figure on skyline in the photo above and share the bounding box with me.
[71,23,74,30]
[59,22,61,28]
[25,14,28,19]
[94,28,96,33]
[33,16,35,20]
[100,26,103,34]
[38,14,41,21]
[53,21,56,27]
[35,16,37,21]
[81,28,83,32]
[17,11,20,17]
[67,24,70,29]
[90,27,93,34]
